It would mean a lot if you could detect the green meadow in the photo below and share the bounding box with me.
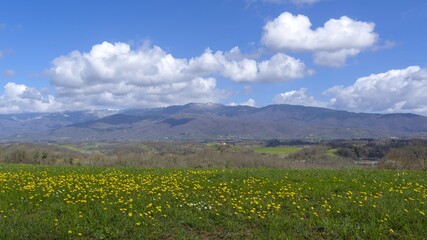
[253,146,302,155]
[0,164,426,239]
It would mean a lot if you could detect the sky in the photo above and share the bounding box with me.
[1,0,427,115]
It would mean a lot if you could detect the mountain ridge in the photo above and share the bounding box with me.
[1,103,427,141]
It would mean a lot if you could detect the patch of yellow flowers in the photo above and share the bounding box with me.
[0,167,426,237]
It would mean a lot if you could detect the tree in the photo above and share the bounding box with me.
[266,139,281,147]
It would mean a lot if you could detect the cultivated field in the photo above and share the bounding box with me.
[0,164,426,239]
[253,146,302,155]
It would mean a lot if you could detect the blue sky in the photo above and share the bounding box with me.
[1,0,427,115]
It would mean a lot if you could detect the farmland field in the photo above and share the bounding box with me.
[253,146,302,155]
[0,164,426,239]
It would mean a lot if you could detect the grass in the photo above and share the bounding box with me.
[0,164,426,239]
[253,146,302,155]
[61,143,102,154]
[327,148,339,158]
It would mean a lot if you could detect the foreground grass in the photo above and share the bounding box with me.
[253,146,301,155]
[0,164,426,239]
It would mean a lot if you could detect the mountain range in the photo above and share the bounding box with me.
[1,103,427,141]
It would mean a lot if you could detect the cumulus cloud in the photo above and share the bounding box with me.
[0,40,310,113]
[273,88,326,107]
[188,47,258,81]
[325,66,427,115]
[257,53,311,81]
[313,49,360,68]
[189,47,309,82]
[49,42,190,88]
[0,82,61,113]
[273,66,427,116]
[46,42,226,110]
[262,12,378,67]
[44,41,309,111]
[229,98,256,107]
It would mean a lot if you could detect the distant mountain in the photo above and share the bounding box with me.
[0,110,120,139]
[2,103,427,141]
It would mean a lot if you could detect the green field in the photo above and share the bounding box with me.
[254,146,302,155]
[61,143,106,154]
[0,164,426,239]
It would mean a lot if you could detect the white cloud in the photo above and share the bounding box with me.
[46,41,308,111]
[188,47,258,81]
[0,41,309,113]
[229,98,256,107]
[47,42,223,110]
[189,48,309,82]
[49,42,190,88]
[273,66,427,116]
[0,82,61,113]
[47,42,309,109]
[325,66,427,115]
[3,69,16,77]
[273,88,326,107]
[262,12,378,67]
[48,42,224,109]
[257,53,310,81]
[313,49,360,67]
